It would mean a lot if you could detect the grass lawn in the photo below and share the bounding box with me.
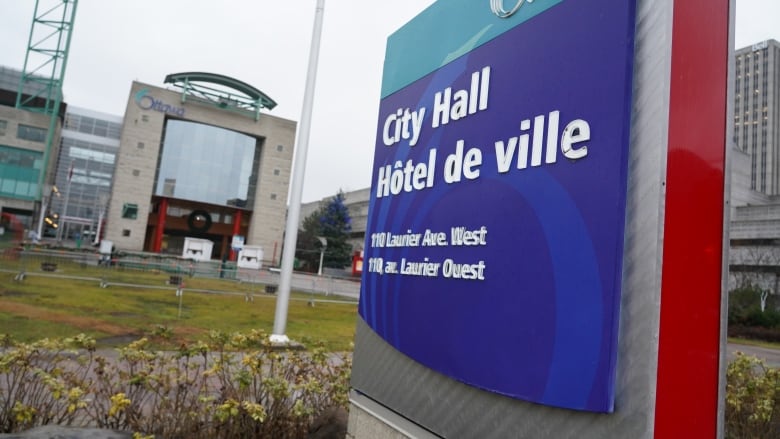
[727,337,780,350]
[0,258,358,351]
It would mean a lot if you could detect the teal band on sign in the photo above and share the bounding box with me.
[381,0,565,98]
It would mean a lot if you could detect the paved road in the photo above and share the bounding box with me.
[727,342,780,368]
[237,269,361,300]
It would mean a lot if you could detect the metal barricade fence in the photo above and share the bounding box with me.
[0,246,96,281]
[0,247,255,290]
[0,246,359,303]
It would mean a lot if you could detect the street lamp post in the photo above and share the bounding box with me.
[93,193,108,246]
[317,236,327,276]
[35,184,59,241]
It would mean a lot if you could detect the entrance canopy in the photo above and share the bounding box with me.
[164,72,277,121]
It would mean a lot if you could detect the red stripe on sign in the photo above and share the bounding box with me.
[655,0,730,437]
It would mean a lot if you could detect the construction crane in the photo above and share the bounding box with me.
[15,0,78,238]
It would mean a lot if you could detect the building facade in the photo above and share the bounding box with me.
[48,106,123,240]
[0,66,63,231]
[105,76,296,263]
[734,39,780,195]
[729,40,780,303]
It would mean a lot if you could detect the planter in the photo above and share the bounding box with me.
[41,262,57,272]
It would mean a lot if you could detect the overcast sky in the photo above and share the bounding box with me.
[0,1,778,203]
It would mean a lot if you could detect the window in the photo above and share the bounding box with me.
[277,145,284,152]
[78,116,95,134]
[273,169,280,176]
[163,178,175,196]
[0,145,42,200]
[17,124,47,143]
[122,203,139,219]
[93,120,109,137]
[154,119,259,208]
[64,113,79,130]
[0,120,6,136]
[69,146,115,164]
[122,229,131,237]
[107,123,121,139]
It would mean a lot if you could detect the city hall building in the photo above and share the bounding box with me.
[104,73,296,262]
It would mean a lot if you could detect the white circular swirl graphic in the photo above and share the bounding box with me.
[490,0,534,18]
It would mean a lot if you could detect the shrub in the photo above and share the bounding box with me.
[728,325,780,344]
[728,287,780,327]
[726,352,780,438]
[2,334,778,438]
[729,287,780,343]
[744,308,780,328]
[0,331,351,438]
[0,334,95,433]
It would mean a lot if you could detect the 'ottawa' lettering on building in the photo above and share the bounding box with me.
[135,88,185,117]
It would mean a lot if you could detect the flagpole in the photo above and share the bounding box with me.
[56,160,74,241]
[271,0,326,344]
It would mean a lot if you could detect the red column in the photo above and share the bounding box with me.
[153,198,168,253]
[654,0,729,436]
[230,209,242,261]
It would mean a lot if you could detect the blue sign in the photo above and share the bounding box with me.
[359,0,636,412]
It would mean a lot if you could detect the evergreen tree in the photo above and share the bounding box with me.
[295,191,353,272]
[318,191,353,269]
[296,208,324,272]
